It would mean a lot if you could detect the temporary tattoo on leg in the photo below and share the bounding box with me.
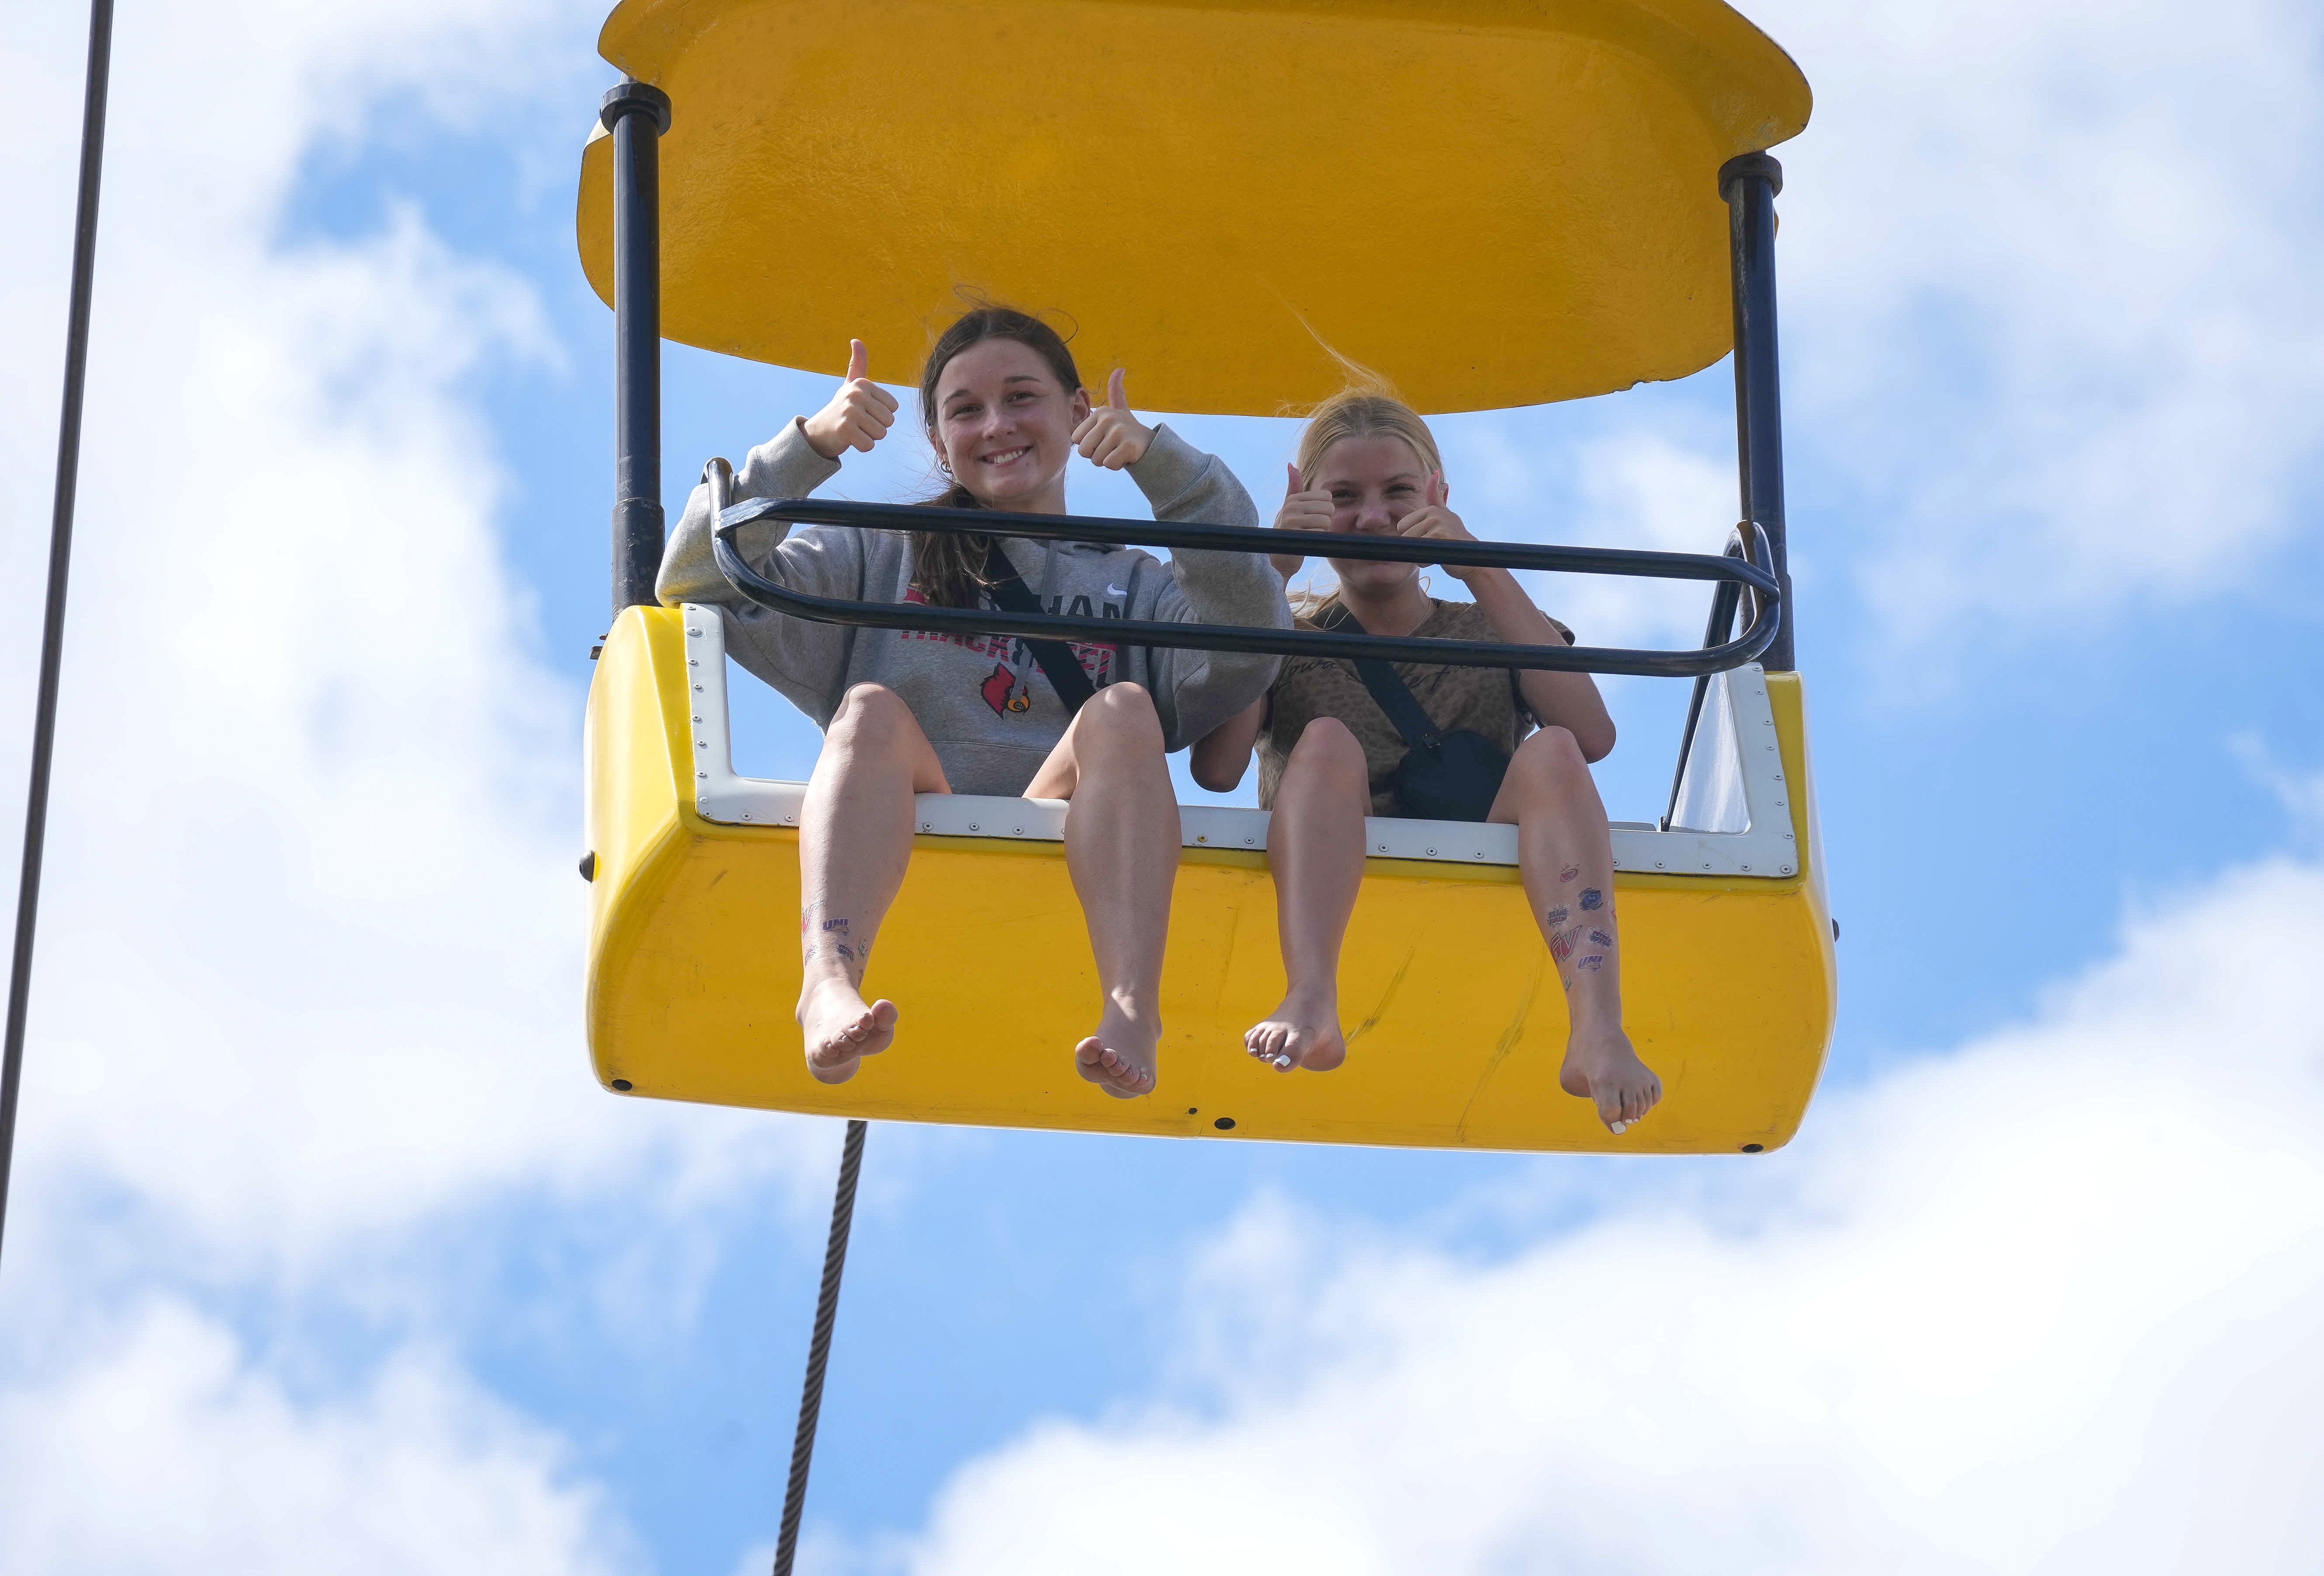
[1579,888,1604,911]
[803,915,863,970]
[1578,954,1606,972]
[1551,929,1577,964]
[1559,864,1581,884]
[1589,929,1614,947]
[1546,905,1570,926]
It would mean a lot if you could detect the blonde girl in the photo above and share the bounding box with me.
[1190,391,1660,1133]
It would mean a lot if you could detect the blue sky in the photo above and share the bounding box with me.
[2,0,2321,1571]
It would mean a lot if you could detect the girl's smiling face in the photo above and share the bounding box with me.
[1313,433,1437,595]
[933,337,1091,512]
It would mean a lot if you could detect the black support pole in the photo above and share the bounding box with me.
[1719,152,1793,672]
[0,0,114,1272]
[602,80,672,614]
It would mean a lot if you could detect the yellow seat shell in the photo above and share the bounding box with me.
[577,0,1810,415]
[587,605,1836,1153]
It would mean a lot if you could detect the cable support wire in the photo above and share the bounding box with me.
[772,1118,868,1576]
[0,0,113,1271]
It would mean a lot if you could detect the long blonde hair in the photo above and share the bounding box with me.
[1288,387,1445,622]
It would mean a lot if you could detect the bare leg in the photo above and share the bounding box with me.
[1489,728,1662,1132]
[1246,718,1369,1073]
[796,684,950,1083]
[1026,683,1176,1097]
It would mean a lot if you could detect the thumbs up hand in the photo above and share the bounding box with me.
[802,339,901,460]
[1070,367,1155,471]
[1271,463,1335,577]
[1393,471,1483,581]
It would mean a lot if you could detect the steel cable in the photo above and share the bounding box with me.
[0,0,113,1271]
[772,1117,868,1576]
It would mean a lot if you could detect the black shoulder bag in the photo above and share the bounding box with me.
[982,541,1096,713]
[1319,605,1508,823]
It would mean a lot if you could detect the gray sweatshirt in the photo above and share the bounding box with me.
[657,418,1290,796]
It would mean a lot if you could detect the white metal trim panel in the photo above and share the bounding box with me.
[680,606,1797,879]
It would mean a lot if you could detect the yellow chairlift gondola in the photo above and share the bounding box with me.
[577,0,1833,1156]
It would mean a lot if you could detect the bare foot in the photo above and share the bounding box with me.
[1560,1025,1661,1133]
[1075,999,1159,1099]
[1244,982,1346,1073]
[798,975,897,1085]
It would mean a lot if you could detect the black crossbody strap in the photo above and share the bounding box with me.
[1317,604,1443,751]
[983,541,1097,713]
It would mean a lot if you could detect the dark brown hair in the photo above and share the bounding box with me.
[912,307,1083,608]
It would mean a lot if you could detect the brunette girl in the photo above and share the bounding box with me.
[658,308,1289,1097]
[1190,391,1660,1133]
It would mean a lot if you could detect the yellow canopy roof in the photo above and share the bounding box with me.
[577,0,1809,415]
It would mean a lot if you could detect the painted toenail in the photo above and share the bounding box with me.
[1611,1120,1628,1133]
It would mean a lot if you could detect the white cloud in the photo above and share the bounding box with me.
[1764,0,2324,636]
[2234,736,2324,850]
[0,1299,634,1574]
[0,0,833,1276]
[891,855,2324,1572]
[1409,0,2324,657]
[0,0,852,1551]
[1514,429,1741,652]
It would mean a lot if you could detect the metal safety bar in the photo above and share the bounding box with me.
[1659,533,1759,831]
[712,499,1779,681]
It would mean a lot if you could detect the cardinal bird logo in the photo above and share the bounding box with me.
[981,663,1030,716]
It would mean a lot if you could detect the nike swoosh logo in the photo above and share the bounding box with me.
[1107,584,1127,597]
